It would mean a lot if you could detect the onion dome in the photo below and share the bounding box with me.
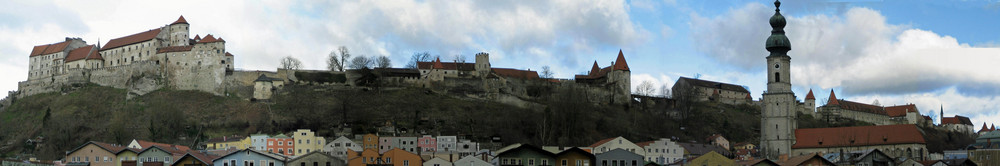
[765,0,791,56]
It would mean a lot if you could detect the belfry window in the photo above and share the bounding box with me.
[775,72,780,82]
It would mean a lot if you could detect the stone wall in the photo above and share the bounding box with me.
[224,70,280,99]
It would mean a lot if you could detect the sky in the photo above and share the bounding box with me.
[1,0,999,129]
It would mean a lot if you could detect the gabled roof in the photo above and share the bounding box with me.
[30,40,74,57]
[676,77,750,93]
[634,141,653,147]
[736,158,778,166]
[792,124,926,149]
[193,35,201,41]
[65,45,102,62]
[554,147,594,159]
[213,149,289,163]
[497,144,556,157]
[198,34,224,43]
[157,46,193,53]
[588,137,619,147]
[805,89,815,100]
[492,68,539,80]
[171,152,219,166]
[103,29,161,50]
[678,143,731,156]
[138,145,188,156]
[135,140,192,152]
[942,116,973,125]
[778,153,835,166]
[67,141,128,155]
[171,16,188,25]
[613,49,629,71]
[590,61,600,75]
[225,52,234,57]
[289,151,343,163]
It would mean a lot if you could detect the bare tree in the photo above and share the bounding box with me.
[636,80,655,96]
[659,84,671,97]
[374,56,392,68]
[541,66,554,78]
[349,56,373,69]
[280,56,302,70]
[405,52,433,69]
[327,51,342,71]
[337,46,351,71]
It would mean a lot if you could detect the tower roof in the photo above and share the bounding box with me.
[171,15,189,25]
[827,90,839,105]
[590,61,600,75]
[432,57,445,69]
[992,124,996,131]
[805,89,815,100]
[981,123,990,133]
[193,34,201,40]
[613,49,629,71]
[765,0,791,56]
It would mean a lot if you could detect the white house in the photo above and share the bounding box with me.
[588,136,645,157]
[437,136,458,152]
[324,136,361,159]
[636,138,683,165]
[454,155,490,166]
[423,157,453,166]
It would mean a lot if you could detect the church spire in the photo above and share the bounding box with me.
[765,0,791,56]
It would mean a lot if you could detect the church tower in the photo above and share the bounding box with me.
[761,0,797,159]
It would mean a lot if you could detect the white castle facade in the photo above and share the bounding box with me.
[18,16,236,98]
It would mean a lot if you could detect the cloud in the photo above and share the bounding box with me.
[691,2,1000,96]
[0,0,650,95]
[690,2,1000,126]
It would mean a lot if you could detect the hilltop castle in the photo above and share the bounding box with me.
[18,16,236,98]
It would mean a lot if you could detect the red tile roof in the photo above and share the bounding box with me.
[675,77,750,93]
[590,61,600,75]
[805,89,815,100]
[136,140,192,152]
[589,137,618,147]
[157,46,194,53]
[65,45,102,62]
[613,49,629,71]
[30,41,74,57]
[827,90,840,105]
[198,34,222,43]
[102,29,161,50]
[193,35,201,41]
[217,37,225,42]
[981,123,990,133]
[492,68,539,80]
[91,141,129,153]
[171,16,188,25]
[225,52,234,57]
[884,104,918,117]
[992,124,996,131]
[791,124,926,149]
[635,141,653,147]
[942,116,973,125]
[923,115,931,120]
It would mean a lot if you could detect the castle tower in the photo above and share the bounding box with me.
[474,52,491,77]
[761,0,797,159]
[167,16,190,47]
[611,49,631,105]
[803,89,816,113]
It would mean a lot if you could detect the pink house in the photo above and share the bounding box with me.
[418,135,437,152]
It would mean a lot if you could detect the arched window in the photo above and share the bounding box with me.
[775,72,780,82]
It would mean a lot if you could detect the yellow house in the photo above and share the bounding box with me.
[688,151,734,166]
[205,135,250,150]
[292,129,326,155]
[114,148,139,166]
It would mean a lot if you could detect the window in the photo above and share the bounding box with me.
[231,160,236,166]
[403,160,409,166]
[279,141,283,145]
[542,159,548,166]
[529,159,535,166]
[775,72,780,82]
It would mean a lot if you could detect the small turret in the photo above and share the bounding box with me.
[827,90,839,105]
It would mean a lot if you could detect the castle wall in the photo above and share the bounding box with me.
[101,40,160,67]
[224,70,280,99]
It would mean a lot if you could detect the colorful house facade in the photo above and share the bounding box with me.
[267,134,295,156]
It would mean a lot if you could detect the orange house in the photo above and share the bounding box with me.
[347,149,381,166]
[380,148,421,166]
[363,134,379,150]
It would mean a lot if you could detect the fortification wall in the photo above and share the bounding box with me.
[89,61,161,89]
[224,70,279,99]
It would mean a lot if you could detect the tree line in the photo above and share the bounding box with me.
[276,46,557,79]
